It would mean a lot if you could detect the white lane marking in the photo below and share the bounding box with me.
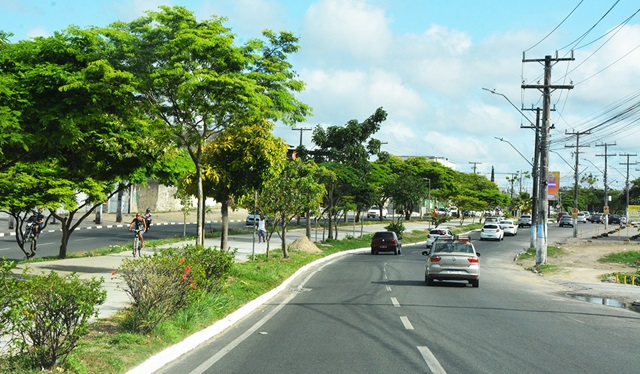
[386,285,392,292]
[0,248,11,252]
[400,316,414,330]
[391,297,400,307]
[418,346,447,374]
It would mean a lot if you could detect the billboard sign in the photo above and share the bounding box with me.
[547,171,560,201]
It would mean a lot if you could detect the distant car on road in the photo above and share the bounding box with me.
[436,207,449,216]
[480,223,504,241]
[245,214,259,226]
[608,214,621,224]
[426,228,453,248]
[577,212,587,223]
[367,206,388,219]
[422,238,481,287]
[558,215,574,227]
[499,220,518,236]
[518,214,531,227]
[589,213,603,223]
[370,231,401,255]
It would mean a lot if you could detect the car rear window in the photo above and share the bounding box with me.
[484,224,498,229]
[430,229,448,235]
[373,232,394,239]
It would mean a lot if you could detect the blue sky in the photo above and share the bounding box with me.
[2,0,639,193]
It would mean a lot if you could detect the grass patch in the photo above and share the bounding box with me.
[598,250,640,265]
[518,245,564,261]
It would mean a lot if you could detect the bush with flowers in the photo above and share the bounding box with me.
[0,258,106,371]
[114,245,235,333]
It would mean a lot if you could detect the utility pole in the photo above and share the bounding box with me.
[522,107,541,249]
[469,161,482,174]
[291,127,312,147]
[522,52,574,266]
[596,142,616,231]
[620,153,637,225]
[565,130,590,238]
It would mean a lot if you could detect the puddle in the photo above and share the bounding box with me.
[569,295,640,313]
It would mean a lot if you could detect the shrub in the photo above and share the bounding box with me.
[8,271,106,370]
[115,245,235,333]
[385,221,406,239]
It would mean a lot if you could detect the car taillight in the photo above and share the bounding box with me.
[430,256,441,262]
[496,228,501,232]
[467,257,479,263]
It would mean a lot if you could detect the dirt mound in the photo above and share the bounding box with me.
[290,236,322,254]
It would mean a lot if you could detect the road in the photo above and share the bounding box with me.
[0,221,211,261]
[154,223,640,374]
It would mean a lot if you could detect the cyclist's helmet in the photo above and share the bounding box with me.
[146,208,150,213]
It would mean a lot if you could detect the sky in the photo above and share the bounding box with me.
[2,0,640,197]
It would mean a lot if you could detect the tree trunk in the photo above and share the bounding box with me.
[305,210,311,239]
[196,164,205,246]
[281,221,289,258]
[116,187,124,223]
[220,197,230,251]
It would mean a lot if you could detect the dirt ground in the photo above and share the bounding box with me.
[515,239,640,305]
[517,240,640,283]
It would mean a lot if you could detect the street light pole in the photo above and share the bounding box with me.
[424,177,431,227]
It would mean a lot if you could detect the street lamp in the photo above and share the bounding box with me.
[482,88,536,127]
[423,177,431,225]
[494,137,533,167]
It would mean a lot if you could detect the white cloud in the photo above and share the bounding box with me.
[301,0,392,63]
[26,26,49,38]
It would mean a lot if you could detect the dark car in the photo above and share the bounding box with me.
[608,214,621,224]
[371,231,402,255]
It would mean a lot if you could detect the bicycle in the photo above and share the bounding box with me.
[131,229,144,258]
[22,221,39,257]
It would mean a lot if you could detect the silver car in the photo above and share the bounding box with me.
[422,239,481,287]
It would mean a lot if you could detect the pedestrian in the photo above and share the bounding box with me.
[143,208,152,232]
[258,215,267,243]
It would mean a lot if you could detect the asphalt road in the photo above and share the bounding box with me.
[154,223,640,374]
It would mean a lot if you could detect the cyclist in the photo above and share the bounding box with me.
[143,208,152,232]
[128,213,147,249]
[26,208,45,238]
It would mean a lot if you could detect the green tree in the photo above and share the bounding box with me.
[311,108,387,237]
[0,28,165,258]
[260,160,325,258]
[102,6,310,246]
[202,120,288,251]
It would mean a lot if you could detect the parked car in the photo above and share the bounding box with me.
[436,207,449,216]
[581,211,591,221]
[426,228,453,248]
[370,231,402,255]
[558,215,574,227]
[518,214,532,227]
[367,206,388,219]
[480,224,504,241]
[577,212,587,223]
[421,238,480,287]
[448,206,459,216]
[556,212,569,222]
[499,220,518,236]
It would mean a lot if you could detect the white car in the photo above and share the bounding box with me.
[426,228,453,248]
[480,223,504,241]
[499,220,518,236]
[577,212,587,223]
[367,206,388,219]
